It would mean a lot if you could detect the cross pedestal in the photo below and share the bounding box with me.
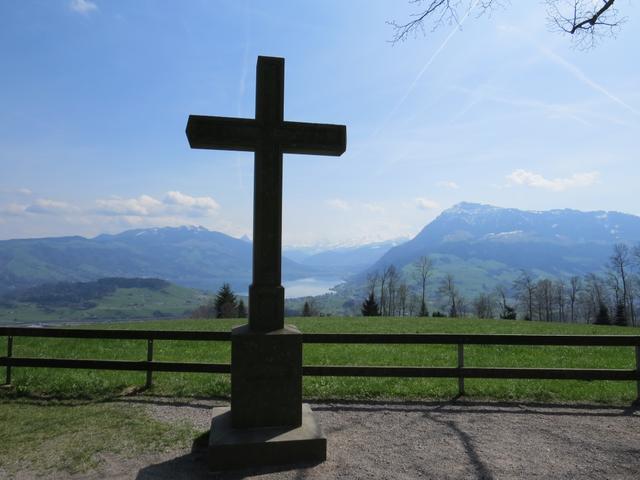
[186,56,346,471]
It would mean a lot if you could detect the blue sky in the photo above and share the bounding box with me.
[1,0,638,245]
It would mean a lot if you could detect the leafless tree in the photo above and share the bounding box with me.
[389,0,624,48]
[569,276,581,323]
[583,273,609,323]
[408,292,421,316]
[514,271,536,321]
[414,255,434,316]
[438,273,460,317]
[458,294,469,317]
[473,292,496,319]
[379,266,390,316]
[609,243,635,326]
[495,284,516,319]
[398,282,409,316]
[367,271,380,296]
[536,279,554,322]
[554,279,567,322]
[385,265,400,316]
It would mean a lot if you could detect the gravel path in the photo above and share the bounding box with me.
[77,397,640,480]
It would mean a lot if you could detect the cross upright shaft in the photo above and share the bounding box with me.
[186,56,346,332]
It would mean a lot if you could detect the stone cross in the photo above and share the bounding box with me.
[186,56,346,470]
[186,56,346,333]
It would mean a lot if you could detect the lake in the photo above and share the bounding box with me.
[282,277,344,298]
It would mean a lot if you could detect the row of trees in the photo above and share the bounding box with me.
[192,283,327,319]
[191,283,247,319]
[512,244,639,326]
[361,243,640,326]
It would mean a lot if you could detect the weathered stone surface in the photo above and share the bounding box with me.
[208,404,326,471]
[231,324,302,428]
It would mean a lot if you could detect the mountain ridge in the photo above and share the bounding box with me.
[356,202,640,299]
[0,226,317,294]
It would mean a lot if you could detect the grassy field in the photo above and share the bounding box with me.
[1,316,639,404]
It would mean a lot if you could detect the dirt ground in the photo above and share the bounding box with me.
[39,397,640,479]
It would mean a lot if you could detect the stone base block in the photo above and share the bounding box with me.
[231,323,302,428]
[208,404,326,471]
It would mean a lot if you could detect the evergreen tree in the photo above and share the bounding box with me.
[361,292,380,317]
[594,302,610,325]
[500,305,517,320]
[302,301,311,317]
[237,299,247,318]
[614,302,627,326]
[214,283,238,318]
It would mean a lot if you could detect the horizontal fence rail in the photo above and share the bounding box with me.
[1,327,640,398]
[0,327,231,341]
[301,366,639,381]
[302,333,640,346]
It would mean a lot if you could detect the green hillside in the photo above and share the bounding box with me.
[0,226,316,294]
[0,279,209,325]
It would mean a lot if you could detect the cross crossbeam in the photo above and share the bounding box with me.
[186,116,346,156]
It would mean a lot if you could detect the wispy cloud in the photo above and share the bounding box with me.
[69,0,98,15]
[326,198,350,211]
[0,203,28,216]
[415,197,440,210]
[0,187,33,196]
[506,169,599,192]
[25,199,77,215]
[164,191,220,212]
[96,191,220,218]
[95,195,163,216]
[437,180,460,190]
[363,202,385,214]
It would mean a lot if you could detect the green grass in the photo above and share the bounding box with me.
[0,398,195,476]
[1,317,639,404]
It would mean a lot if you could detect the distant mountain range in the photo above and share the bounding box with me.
[0,226,314,294]
[0,226,395,295]
[2,203,640,305]
[284,239,403,274]
[351,202,640,300]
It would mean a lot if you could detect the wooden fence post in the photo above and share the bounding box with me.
[5,336,13,385]
[146,339,154,389]
[457,343,464,396]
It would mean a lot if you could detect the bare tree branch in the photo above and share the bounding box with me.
[546,0,624,49]
[389,0,624,48]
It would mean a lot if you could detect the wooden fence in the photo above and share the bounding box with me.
[1,327,640,398]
